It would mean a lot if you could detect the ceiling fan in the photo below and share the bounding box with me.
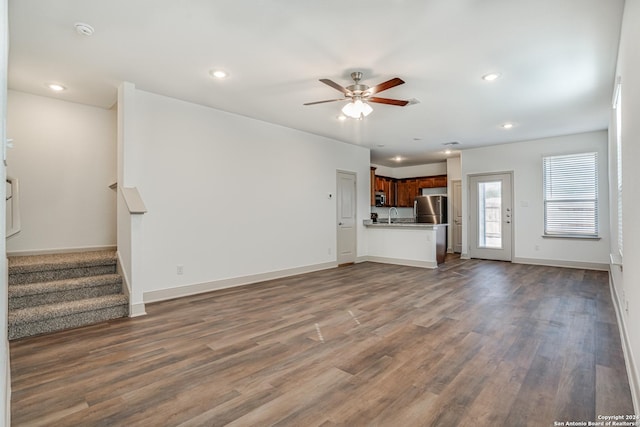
[304,71,409,119]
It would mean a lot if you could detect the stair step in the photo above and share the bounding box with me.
[7,250,129,340]
[8,294,129,340]
[8,250,117,285]
[9,274,123,310]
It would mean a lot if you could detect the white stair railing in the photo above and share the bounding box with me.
[6,176,21,237]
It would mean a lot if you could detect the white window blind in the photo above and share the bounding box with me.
[543,152,598,237]
[614,81,623,255]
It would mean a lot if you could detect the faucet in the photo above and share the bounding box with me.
[388,207,398,224]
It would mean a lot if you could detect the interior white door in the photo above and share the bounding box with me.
[469,173,513,261]
[452,180,462,253]
[337,171,357,265]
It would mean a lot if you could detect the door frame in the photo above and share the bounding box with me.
[467,171,514,261]
[336,170,357,265]
[451,179,462,253]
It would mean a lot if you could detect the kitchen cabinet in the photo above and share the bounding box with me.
[370,170,447,207]
[416,177,434,188]
[397,179,420,207]
[383,177,395,206]
[374,175,395,207]
[370,167,376,206]
[432,175,447,187]
[374,175,385,192]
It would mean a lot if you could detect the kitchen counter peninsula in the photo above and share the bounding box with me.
[364,219,447,268]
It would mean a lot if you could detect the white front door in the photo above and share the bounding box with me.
[452,180,463,253]
[469,173,513,261]
[337,171,357,265]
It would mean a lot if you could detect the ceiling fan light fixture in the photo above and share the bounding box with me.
[341,99,373,119]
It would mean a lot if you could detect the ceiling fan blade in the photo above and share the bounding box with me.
[367,77,405,95]
[319,79,351,95]
[303,98,345,106]
[368,97,409,106]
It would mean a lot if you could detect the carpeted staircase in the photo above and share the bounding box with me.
[8,250,129,340]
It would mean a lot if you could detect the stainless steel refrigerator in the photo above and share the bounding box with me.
[414,195,448,224]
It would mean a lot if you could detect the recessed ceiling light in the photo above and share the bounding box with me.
[482,73,501,81]
[501,122,514,129]
[445,150,452,155]
[443,141,460,146]
[337,115,347,121]
[209,69,228,79]
[46,83,66,92]
[392,156,403,162]
[74,22,94,36]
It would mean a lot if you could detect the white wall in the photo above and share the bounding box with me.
[610,0,640,412]
[116,82,145,316]
[6,91,117,254]
[446,157,461,181]
[373,162,446,179]
[124,89,370,298]
[446,156,461,251]
[1,0,9,424]
[461,131,610,267]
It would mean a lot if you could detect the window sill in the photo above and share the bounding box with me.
[542,234,601,240]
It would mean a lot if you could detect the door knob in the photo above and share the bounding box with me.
[339,222,343,225]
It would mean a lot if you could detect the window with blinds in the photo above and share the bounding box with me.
[543,152,598,237]
[614,81,623,255]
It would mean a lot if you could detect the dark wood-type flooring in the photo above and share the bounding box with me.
[10,256,634,426]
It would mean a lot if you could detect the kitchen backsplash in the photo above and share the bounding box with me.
[370,206,414,218]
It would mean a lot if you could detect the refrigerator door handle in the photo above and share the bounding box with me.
[413,200,417,219]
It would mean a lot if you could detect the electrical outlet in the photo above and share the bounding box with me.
[177,265,184,275]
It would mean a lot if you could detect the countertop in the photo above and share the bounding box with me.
[363,219,448,229]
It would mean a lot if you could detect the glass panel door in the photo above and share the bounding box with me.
[478,181,502,249]
[469,173,513,261]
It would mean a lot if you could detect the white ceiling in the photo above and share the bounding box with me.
[7,0,625,166]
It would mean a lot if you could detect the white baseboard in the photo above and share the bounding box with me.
[7,245,117,257]
[610,272,640,415]
[365,256,437,269]
[3,341,10,427]
[144,261,338,304]
[460,252,470,260]
[355,256,369,264]
[512,256,608,271]
[129,303,147,317]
